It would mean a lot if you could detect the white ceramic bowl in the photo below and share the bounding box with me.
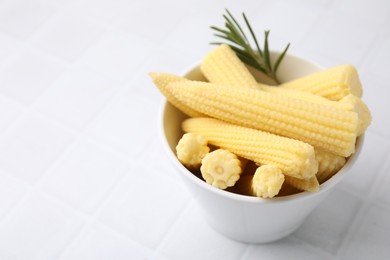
[159,53,364,244]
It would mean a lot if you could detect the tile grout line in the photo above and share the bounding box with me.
[0,80,158,228]
[54,161,193,259]
[285,235,338,259]
[0,131,81,225]
[2,85,150,163]
[354,25,387,69]
[44,167,153,259]
[152,199,196,256]
[86,160,195,255]
[334,154,390,256]
[237,244,254,260]
[335,197,371,257]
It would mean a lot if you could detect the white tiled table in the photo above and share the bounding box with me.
[0,0,389,259]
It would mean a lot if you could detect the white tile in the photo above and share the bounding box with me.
[331,0,390,25]
[159,203,247,260]
[0,0,13,8]
[196,0,267,15]
[0,49,66,105]
[340,204,390,260]
[0,191,84,260]
[148,253,172,260]
[0,0,55,40]
[77,0,139,26]
[359,72,390,138]
[145,44,195,75]
[76,30,155,83]
[297,0,334,6]
[144,137,181,181]
[0,95,22,133]
[129,44,191,100]
[243,236,332,260]
[372,155,390,206]
[35,0,80,8]
[293,188,361,254]
[0,170,30,220]
[163,8,223,63]
[0,114,75,183]
[360,35,390,81]
[59,224,150,260]
[341,132,390,193]
[0,33,21,62]
[41,139,130,214]
[301,10,377,65]
[86,91,158,156]
[32,13,104,62]
[251,1,324,47]
[119,1,191,43]
[33,68,121,130]
[97,165,191,248]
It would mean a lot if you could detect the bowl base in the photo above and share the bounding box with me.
[205,215,304,244]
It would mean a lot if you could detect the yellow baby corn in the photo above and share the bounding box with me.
[149,72,204,117]
[200,149,244,189]
[200,44,261,89]
[284,175,319,192]
[315,149,346,183]
[150,67,370,137]
[170,80,359,157]
[278,64,363,101]
[183,117,318,179]
[339,94,371,136]
[176,133,210,169]
[199,45,370,134]
[201,44,362,100]
[263,88,371,136]
[251,165,285,198]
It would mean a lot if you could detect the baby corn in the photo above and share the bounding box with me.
[200,149,244,189]
[183,117,318,179]
[151,69,370,137]
[263,88,371,136]
[251,165,285,198]
[170,80,359,157]
[284,175,319,192]
[176,133,210,169]
[201,44,362,100]
[278,64,363,101]
[200,44,370,134]
[339,94,371,136]
[315,149,346,183]
[200,44,261,89]
[149,72,204,117]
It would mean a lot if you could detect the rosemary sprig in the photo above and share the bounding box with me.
[210,9,290,84]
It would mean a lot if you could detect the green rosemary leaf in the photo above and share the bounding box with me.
[273,43,291,77]
[263,30,271,73]
[211,26,241,47]
[213,33,233,42]
[230,46,267,72]
[238,54,267,74]
[210,26,230,35]
[224,22,246,46]
[210,42,226,45]
[243,13,263,57]
[209,9,290,85]
[225,9,249,43]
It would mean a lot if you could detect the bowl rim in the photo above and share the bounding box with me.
[158,52,365,204]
